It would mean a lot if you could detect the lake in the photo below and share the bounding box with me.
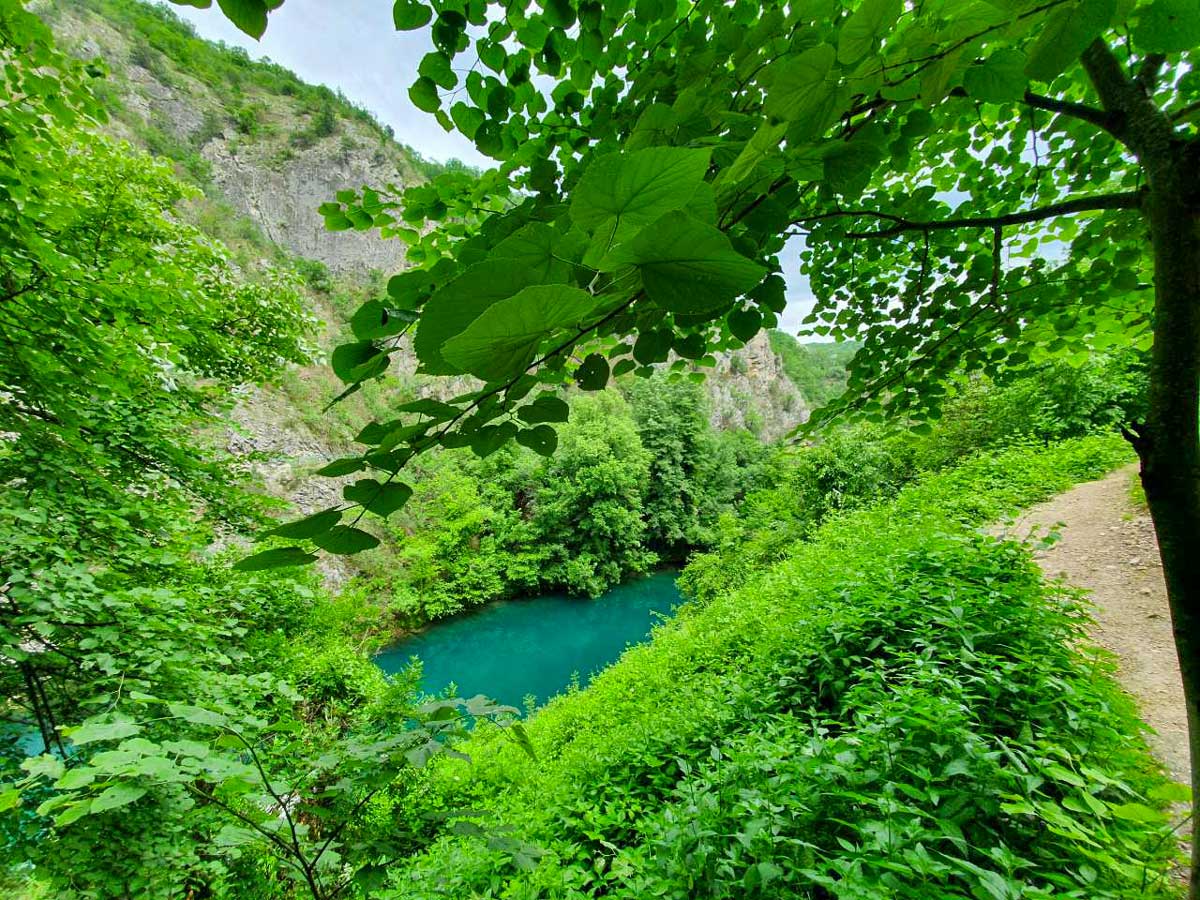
[373,571,681,710]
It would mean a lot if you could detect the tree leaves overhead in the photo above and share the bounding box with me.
[963,49,1029,103]
[1024,0,1117,81]
[441,285,597,381]
[837,0,902,65]
[570,148,712,256]
[601,212,766,314]
[414,260,545,375]
[195,0,1197,601]
[1134,0,1200,52]
[489,223,576,283]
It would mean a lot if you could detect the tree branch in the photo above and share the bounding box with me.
[794,191,1143,240]
[1136,53,1167,91]
[1023,90,1117,134]
[1080,39,1175,157]
[1171,100,1200,125]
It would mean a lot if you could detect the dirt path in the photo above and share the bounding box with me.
[997,465,1189,785]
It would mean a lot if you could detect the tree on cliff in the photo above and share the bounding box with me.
[190,0,1200,888]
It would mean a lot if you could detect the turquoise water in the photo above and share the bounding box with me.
[373,572,681,710]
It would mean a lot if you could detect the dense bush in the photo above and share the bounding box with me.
[377,436,1179,898]
[681,351,1146,604]
[0,12,419,896]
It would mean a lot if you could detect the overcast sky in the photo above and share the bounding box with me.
[169,0,817,334]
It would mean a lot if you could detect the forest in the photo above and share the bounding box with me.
[1,0,1198,897]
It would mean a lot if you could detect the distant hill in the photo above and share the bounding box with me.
[769,332,860,407]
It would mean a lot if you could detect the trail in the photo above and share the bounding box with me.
[997,464,1189,785]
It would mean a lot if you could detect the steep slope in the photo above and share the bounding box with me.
[43,0,425,272]
[769,330,859,408]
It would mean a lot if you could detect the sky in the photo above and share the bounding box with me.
[170,0,817,334]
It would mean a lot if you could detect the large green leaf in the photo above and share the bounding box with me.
[837,0,901,65]
[489,223,575,283]
[764,44,837,124]
[67,722,141,746]
[266,508,342,540]
[1025,0,1116,82]
[441,285,597,381]
[569,148,711,253]
[576,353,610,390]
[517,393,570,423]
[414,260,544,374]
[823,138,887,197]
[516,425,558,456]
[963,48,1028,103]
[1133,0,1200,52]
[393,0,432,30]
[234,546,319,572]
[343,479,413,517]
[214,0,274,39]
[331,341,387,384]
[90,783,147,814]
[312,526,380,555]
[600,212,766,315]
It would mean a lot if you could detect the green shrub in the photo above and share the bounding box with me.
[380,436,1176,899]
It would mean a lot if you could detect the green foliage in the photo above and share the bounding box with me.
[626,374,769,557]
[0,11,505,898]
[768,332,859,407]
[181,0,1189,590]
[366,437,1178,898]
[289,100,338,149]
[682,355,1143,603]
[375,386,757,624]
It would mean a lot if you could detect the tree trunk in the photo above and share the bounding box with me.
[1140,160,1200,895]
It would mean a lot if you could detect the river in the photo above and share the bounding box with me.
[373,571,681,710]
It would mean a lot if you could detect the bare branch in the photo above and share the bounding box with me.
[793,191,1143,240]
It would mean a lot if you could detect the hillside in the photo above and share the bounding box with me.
[41,0,435,272]
[768,331,859,408]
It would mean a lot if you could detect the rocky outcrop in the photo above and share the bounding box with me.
[45,0,412,274]
[707,333,808,442]
[201,134,409,273]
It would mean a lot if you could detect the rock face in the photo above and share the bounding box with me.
[45,0,413,274]
[708,333,808,441]
[200,135,408,272]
